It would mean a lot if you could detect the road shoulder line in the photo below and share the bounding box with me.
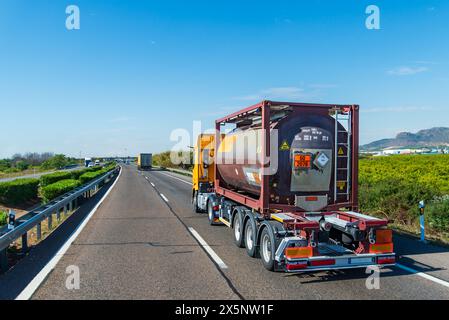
[396,263,449,289]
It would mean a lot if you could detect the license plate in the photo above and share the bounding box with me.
[350,257,374,264]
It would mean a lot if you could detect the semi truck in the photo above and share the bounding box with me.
[192,101,395,273]
[84,157,92,167]
[137,153,153,170]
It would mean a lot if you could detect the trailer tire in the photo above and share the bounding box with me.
[207,201,218,225]
[259,226,276,271]
[244,217,258,258]
[232,210,245,248]
[192,191,201,213]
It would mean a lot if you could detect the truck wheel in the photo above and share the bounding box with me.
[233,211,244,248]
[244,218,257,258]
[207,201,217,225]
[259,226,275,271]
[192,191,200,213]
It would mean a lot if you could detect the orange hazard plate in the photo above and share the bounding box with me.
[294,154,311,169]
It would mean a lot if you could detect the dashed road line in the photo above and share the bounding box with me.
[160,194,169,202]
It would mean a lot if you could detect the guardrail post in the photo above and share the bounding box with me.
[0,249,7,273]
[36,222,42,240]
[69,200,73,212]
[21,232,28,253]
[48,214,53,230]
[64,204,68,218]
[56,209,61,221]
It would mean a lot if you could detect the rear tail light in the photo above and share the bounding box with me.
[286,262,308,270]
[305,196,318,202]
[285,247,313,259]
[378,256,396,265]
[212,205,219,211]
[369,243,394,254]
[309,259,336,267]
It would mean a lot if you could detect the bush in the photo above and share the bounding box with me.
[0,178,40,205]
[427,199,449,232]
[79,170,107,184]
[359,154,449,235]
[16,160,29,171]
[0,211,7,226]
[40,179,81,202]
[40,171,73,187]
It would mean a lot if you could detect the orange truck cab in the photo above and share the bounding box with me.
[192,134,216,213]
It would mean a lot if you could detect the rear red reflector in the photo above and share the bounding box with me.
[378,257,396,265]
[213,205,219,211]
[309,259,336,267]
[286,263,307,271]
[305,196,318,202]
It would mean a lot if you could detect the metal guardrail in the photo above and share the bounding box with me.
[0,166,120,273]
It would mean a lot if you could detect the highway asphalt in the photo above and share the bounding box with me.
[5,164,449,300]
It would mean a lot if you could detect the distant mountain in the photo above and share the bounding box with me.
[361,127,449,151]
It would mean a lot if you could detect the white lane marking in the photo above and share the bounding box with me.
[396,263,449,289]
[150,182,155,187]
[145,176,148,180]
[188,227,228,269]
[157,171,192,185]
[160,194,169,202]
[16,168,123,300]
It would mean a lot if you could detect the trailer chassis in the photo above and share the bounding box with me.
[197,191,396,273]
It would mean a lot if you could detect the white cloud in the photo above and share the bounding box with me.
[387,66,429,76]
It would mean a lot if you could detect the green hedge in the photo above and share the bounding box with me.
[0,210,7,226]
[40,179,81,203]
[0,164,116,206]
[40,171,73,187]
[78,164,116,185]
[0,178,40,205]
[79,169,107,184]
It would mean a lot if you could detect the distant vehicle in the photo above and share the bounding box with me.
[137,153,152,170]
[84,157,92,167]
[87,162,94,168]
[95,159,100,166]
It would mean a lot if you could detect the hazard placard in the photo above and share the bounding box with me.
[338,147,344,155]
[280,140,290,151]
[337,181,346,190]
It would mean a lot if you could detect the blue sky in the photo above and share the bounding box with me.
[0,0,448,158]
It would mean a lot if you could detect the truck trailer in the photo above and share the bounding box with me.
[137,153,152,170]
[192,101,395,273]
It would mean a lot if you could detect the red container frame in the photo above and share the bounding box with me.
[214,100,359,217]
